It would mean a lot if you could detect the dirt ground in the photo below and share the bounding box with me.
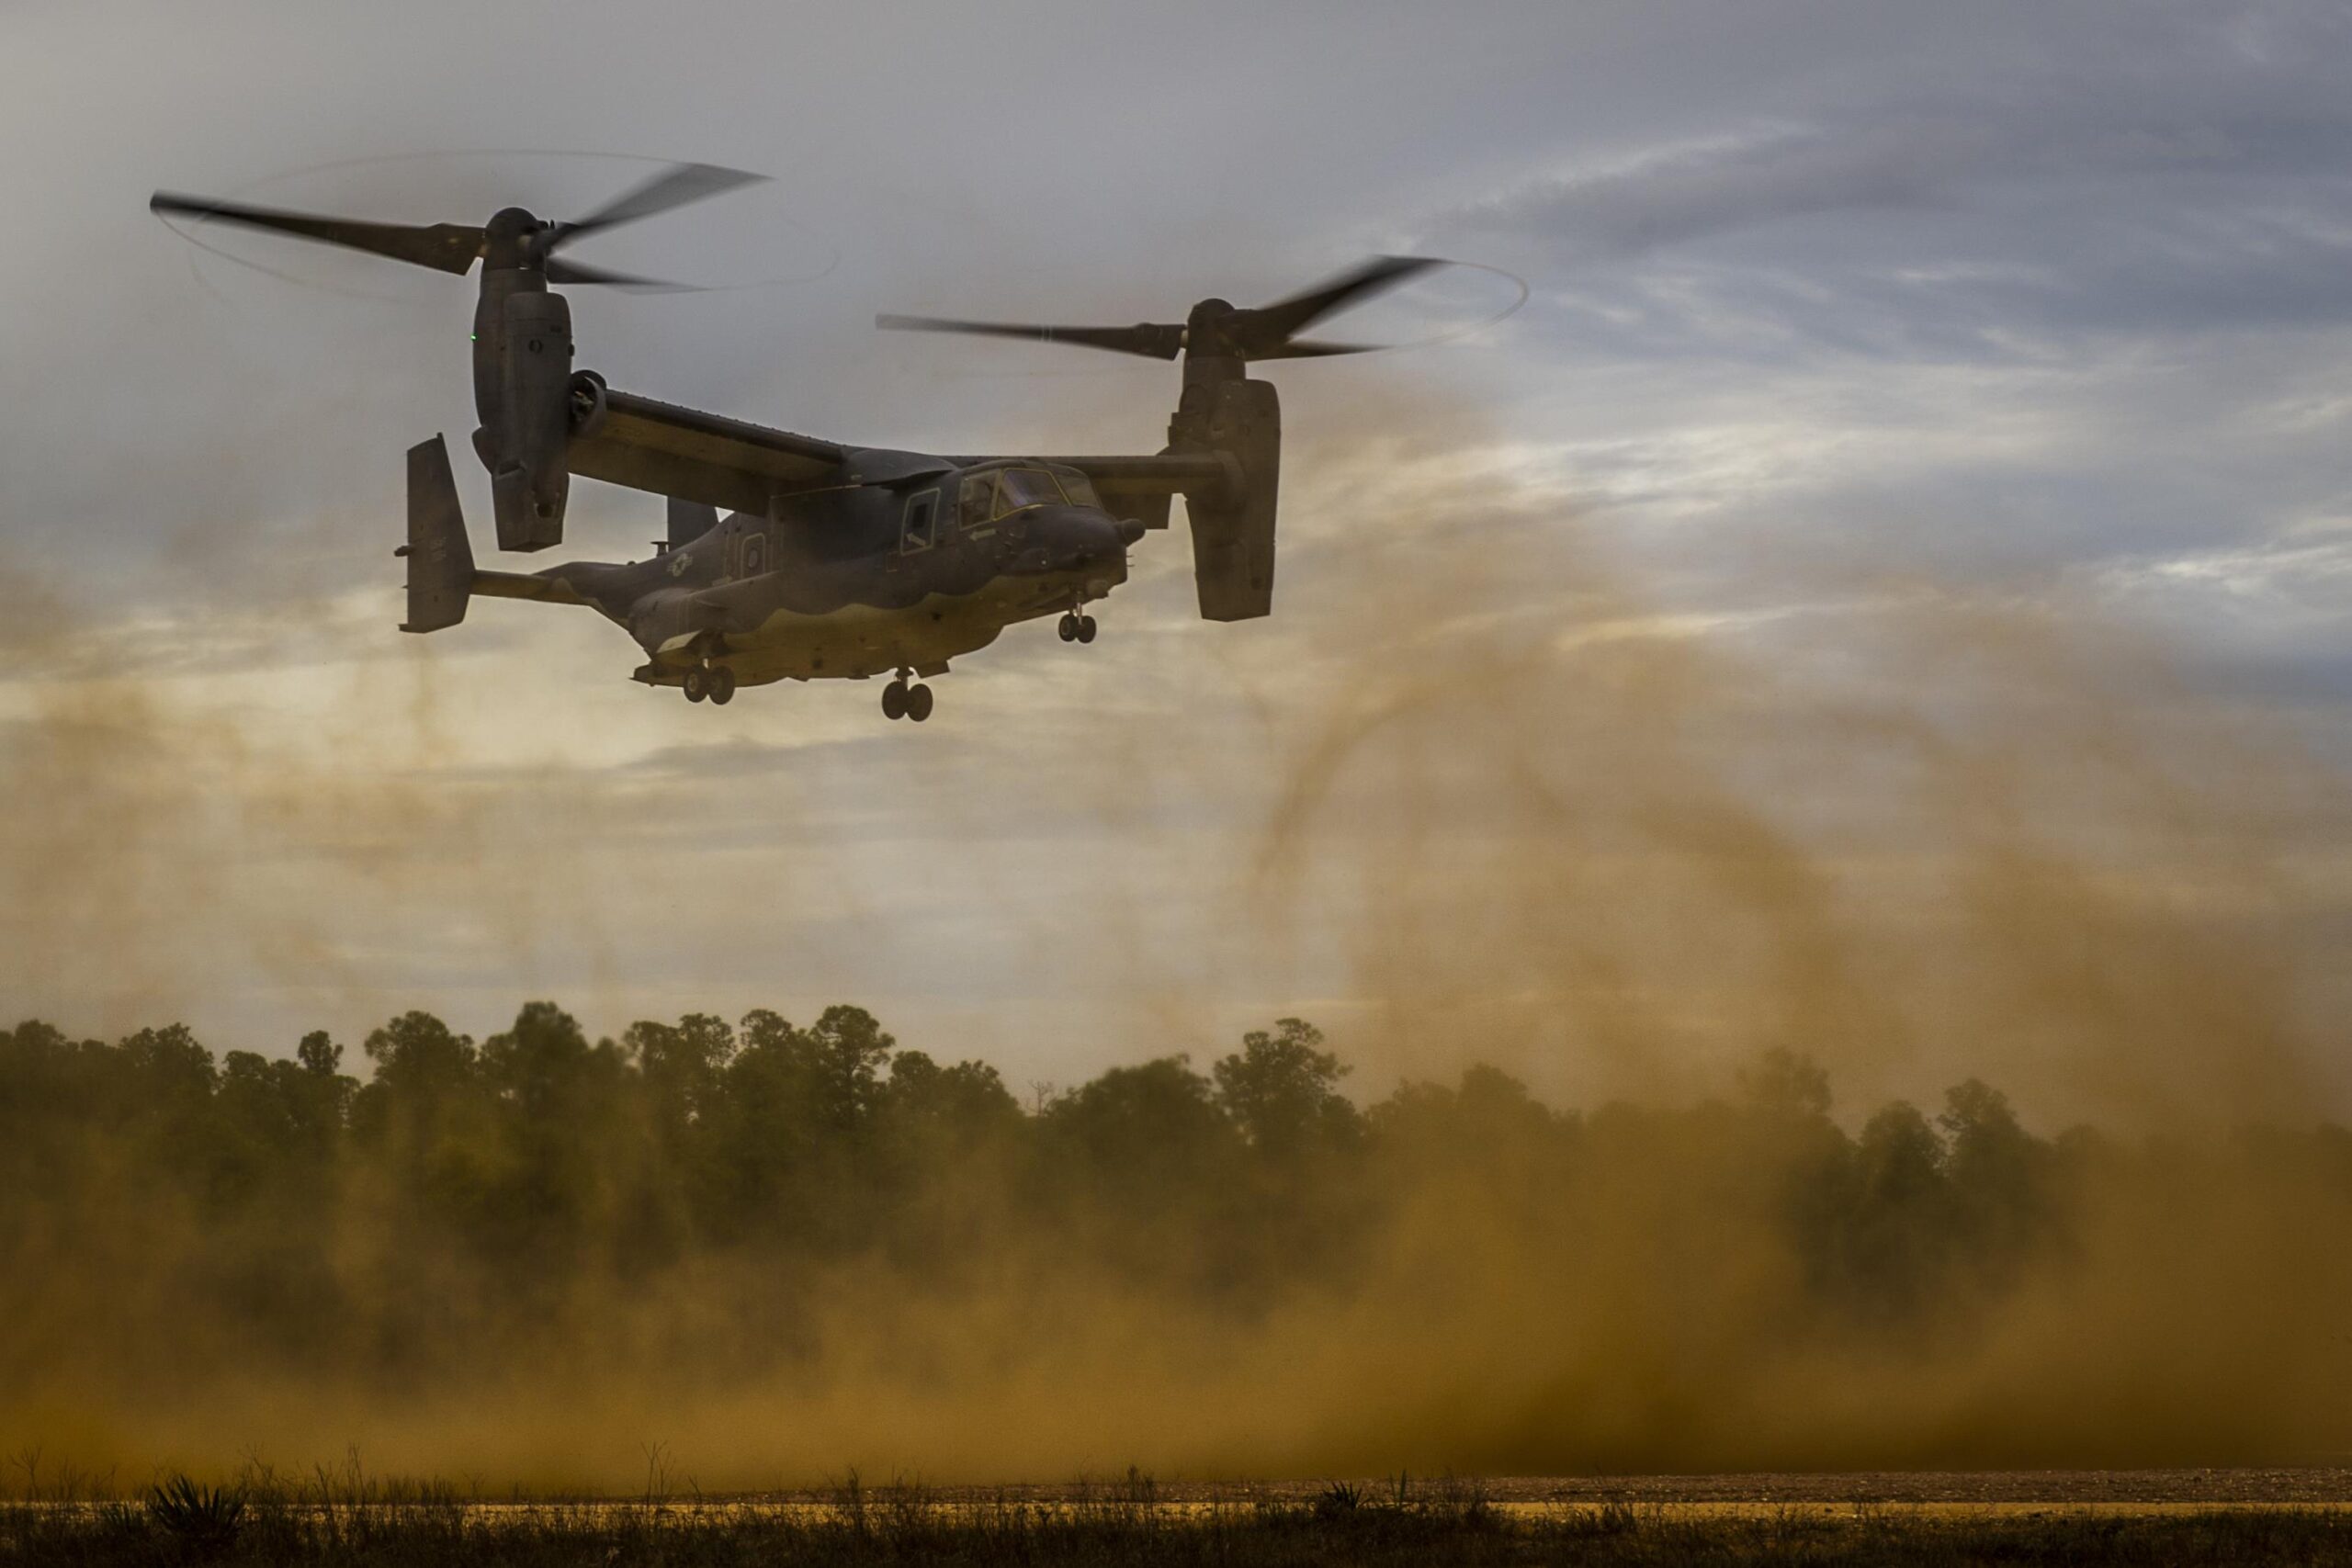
[737,1469,2352,1509]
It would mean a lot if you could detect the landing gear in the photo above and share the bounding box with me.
[1057,612,1098,644]
[882,675,934,723]
[682,665,736,705]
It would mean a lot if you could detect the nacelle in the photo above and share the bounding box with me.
[481,288,575,551]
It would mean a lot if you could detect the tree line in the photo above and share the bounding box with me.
[4,1001,2348,1423]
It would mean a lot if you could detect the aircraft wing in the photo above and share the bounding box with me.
[568,389,850,513]
[969,452,1241,533]
[570,387,1244,523]
[950,453,1238,499]
[945,452,1241,525]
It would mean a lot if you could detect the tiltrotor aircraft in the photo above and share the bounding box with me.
[150,164,1448,720]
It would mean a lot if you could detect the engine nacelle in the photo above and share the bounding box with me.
[1182,378,1280,621]
[569,368,609,441]
[488,289,574,551]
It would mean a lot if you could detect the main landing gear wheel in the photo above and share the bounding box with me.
[1058,612,1099,644]
[707,666,737,705]
[882,680,935,722]
[683,667,710,703]
[1057,614,1079,642]
[1077,615,1097,644]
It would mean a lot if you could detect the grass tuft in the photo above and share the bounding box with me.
[145,1473,246,1557]
[1311,1480,1363,1520]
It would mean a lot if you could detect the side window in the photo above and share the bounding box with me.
[1057,470,1101,508]
[741,533,766,577]
[960,473,994,528]
[901,491,940,552]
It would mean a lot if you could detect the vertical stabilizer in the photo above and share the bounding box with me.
[400,435,473,633]
[667,495,720,547]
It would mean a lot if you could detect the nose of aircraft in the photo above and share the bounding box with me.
[1027,506,1135,570]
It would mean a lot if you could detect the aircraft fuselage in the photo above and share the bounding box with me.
[480,458,1141,689]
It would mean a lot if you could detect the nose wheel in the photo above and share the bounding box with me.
[882,675,933,722]
[1057,612,1098,644]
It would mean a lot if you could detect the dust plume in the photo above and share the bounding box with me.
[1237,447,2343,1127]
[3,427,2350,1490]
[0,550,846,1043]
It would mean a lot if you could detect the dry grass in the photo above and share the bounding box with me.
[6,1466,2352,1565]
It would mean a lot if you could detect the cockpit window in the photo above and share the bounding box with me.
[1055,469,1101,508]
[991,468,1065,517]
[960,473,994,527]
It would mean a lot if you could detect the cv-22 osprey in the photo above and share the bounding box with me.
[152,164,1447,721]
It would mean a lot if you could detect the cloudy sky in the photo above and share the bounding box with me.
[2,0,2347,1122]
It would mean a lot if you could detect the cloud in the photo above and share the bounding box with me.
[0,0,2348,1111]
[1441,8,2352,362]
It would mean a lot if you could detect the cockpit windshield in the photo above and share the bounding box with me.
[992,468,1065,514]
[958,466,1103,526]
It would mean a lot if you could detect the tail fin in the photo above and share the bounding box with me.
[668,495,719,547]
[1180,378,1280,621]
[399,435,473,633]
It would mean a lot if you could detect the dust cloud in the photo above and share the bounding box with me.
[1238,456,2343,1127]
[3,428,2350,1491]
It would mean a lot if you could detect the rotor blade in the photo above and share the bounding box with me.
[876,315,1185,360]
[149,192,483,274]
[1248,338,1382,360]
[542,256,699,291]
[553,162,766,243]
[1239,254,1446,345]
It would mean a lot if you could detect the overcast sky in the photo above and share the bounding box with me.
[2,0,2347,1122]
